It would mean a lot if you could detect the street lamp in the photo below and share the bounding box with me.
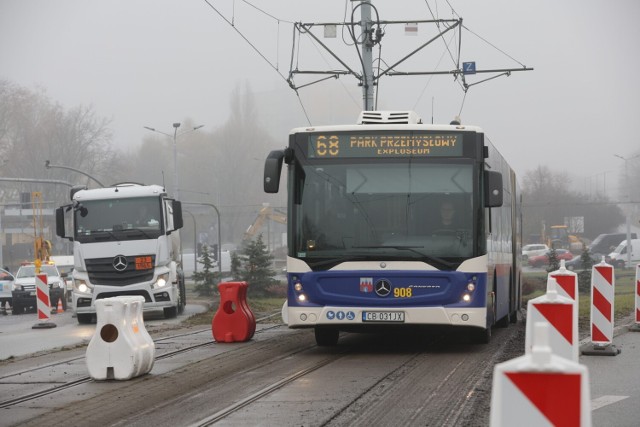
[44,160,105,187]
[613,153,640,268]
[143,123,205,201]
[183,210,198,274]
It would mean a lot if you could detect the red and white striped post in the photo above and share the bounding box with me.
[491,323,592,427]
[630,264,640,332]
[580,259,619,355]
[526,287,578,362]
[549,259,578,302]
[32,273,57,329]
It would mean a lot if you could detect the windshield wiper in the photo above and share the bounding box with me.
[307,256,369,269]
[90,230,119,241]
[352,245,455,269]
[123,228,153,238]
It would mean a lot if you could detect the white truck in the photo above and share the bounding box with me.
[56,183,186,324]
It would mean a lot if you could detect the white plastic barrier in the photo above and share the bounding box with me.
[525,287,578,362]
[86,296,155,380]
[491,323,591,427]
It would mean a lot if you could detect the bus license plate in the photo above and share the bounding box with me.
[362,311,405,322]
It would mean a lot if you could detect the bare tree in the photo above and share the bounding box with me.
[522,165,624,243]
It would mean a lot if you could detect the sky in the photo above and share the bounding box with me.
[1,0,639,199]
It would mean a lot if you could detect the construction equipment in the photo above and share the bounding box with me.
[543,224,584,253]
[31,192,51,271]
[243,206,287,243]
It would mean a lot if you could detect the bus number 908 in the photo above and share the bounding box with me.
[394,287,412,298]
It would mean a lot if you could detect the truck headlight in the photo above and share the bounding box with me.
[74,279,91,294]
[153,273,169,289]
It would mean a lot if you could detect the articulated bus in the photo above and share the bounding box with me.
[264,111,521,346]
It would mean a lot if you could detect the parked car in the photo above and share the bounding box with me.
[528,249,574,268]
[50,255,74,302]
[0,268,15,313]
[564,252,603,271]
[521,244,550,261]
[11,263,67,314]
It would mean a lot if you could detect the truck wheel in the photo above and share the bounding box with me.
[77,313,93,324]
[177,280,186,315]
[12,303,22,315]
[164,306,178,318]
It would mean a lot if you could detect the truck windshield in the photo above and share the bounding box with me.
[74,197,163,243]
[291,161,476,267]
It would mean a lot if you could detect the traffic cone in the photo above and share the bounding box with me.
[56,299,64,313]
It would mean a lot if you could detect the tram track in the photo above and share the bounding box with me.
[0,315,284,410]
[2,319,525,427]
[181,325,523,426]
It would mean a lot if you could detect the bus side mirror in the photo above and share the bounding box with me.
[484,170,503,207]
[264,150,285,193]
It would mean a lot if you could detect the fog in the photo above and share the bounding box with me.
[1,0,639,198]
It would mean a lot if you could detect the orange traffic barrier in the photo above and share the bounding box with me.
[212,281,256,343]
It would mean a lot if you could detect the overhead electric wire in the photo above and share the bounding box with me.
[203,0,319,123]
[461,24,528,68]
[202,0,289,83]
[240,0,295,24]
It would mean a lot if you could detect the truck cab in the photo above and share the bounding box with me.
[56,183,185,324]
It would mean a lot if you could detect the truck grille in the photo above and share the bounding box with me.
[86,255,155,286]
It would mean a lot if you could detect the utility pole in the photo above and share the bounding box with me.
[614,153,640,268]
[360,1,374,110]
[287,0,532,113]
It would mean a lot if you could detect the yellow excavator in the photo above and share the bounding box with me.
[243,206,287,243]
[544,224,584,253]
[31,192,52,272]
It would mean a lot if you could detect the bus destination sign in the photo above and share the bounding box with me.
[308,132,462,158]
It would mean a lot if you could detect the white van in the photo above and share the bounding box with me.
[607,239,640,268]
[49,255,75,301]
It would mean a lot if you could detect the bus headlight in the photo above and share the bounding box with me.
[467,283,475,292]
[294,282,303,291]
[298,294,307,302]
[462,293,471,302]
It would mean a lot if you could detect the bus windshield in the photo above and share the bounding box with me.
[292,161,476,267]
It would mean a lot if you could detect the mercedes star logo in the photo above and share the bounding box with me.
[113,255,128,272]
[375,279,391,297]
